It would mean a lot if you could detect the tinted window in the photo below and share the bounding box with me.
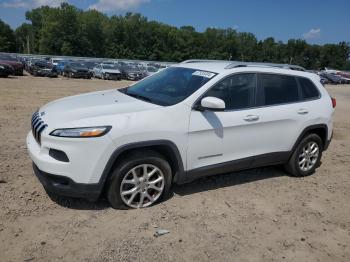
[122,67,216,106]
[259,74,299,106]
[299,77,319,100]
[205,73,256,110]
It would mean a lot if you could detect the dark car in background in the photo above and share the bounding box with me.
[63,62,91,79]
[80,61,99,77]
[118,63,144,80]
[30,60,58,77]
[320,72,345,84]
[0,54,24,76]
[0,63,14,77]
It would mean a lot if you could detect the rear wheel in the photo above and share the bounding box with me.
[107,151,172,209]
[285,134,323,177]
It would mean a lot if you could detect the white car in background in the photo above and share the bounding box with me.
[92,63,122,80]
[27,60,335,209]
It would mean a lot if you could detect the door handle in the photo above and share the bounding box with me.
[297,109,309,115]
[244,115,260,122]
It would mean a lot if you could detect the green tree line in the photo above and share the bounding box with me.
[0,3,349,70]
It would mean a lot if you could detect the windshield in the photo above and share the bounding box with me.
[147,67,158,72]
[102,64,118,69]
[121,67,216,106]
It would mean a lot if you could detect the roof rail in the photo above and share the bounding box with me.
[181,59,229,64]
[180,59,306,71]
[225,61,306,71]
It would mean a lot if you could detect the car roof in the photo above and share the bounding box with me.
[173,60,317,79]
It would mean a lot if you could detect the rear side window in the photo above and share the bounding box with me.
[298,77,320,100]
[258,73,299,106]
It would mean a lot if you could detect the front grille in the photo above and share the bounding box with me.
[31,111,47,145]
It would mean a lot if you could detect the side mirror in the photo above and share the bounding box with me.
[198,96,225,111]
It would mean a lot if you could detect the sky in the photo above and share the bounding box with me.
[0,0,349,45]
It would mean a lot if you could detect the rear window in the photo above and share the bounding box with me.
[258,73,299,106]
[298,77,320,100]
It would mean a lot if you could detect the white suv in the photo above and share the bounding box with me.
[27,60,335,209]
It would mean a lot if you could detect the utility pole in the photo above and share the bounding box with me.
[26,35,30,54]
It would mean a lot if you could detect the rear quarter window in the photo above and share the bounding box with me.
[298,77,320,100]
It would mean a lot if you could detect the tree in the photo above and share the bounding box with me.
[2,3,349,70]
[15,23,34,53]
[0,19,16,52]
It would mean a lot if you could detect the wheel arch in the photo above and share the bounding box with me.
[291,124,328,156]
[98,140,185,192]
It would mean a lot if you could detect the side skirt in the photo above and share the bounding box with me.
[176,152,291,184]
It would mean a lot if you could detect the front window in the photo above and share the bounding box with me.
[120,67,216,106]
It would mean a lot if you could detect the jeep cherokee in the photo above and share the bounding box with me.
[27,60,335,209]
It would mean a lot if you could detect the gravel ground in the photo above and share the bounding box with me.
[0,75,349,262]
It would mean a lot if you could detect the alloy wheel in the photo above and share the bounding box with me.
[298,141,319,172]
[120,164,165,208]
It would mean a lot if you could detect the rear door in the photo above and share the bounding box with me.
[253,73,311,154]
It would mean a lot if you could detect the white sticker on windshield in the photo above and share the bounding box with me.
[192,71,215,79]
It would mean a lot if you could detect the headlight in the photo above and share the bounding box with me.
[0,65,4,69]
[50,126,111,138]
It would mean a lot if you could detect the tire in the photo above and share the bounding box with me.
[284,133,323,177]
[107,150,172,209]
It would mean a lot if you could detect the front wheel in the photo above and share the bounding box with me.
[107,151,172,209]
[284,134,323,177]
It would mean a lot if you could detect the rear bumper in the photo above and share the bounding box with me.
[324,131,333,151]
[33,163,101,201]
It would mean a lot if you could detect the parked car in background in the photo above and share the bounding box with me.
[0,62,14,77]
[320,72,344,84]
[144,66,159,77]
[118,63,144,80]
[56,61,70,75]
[81,61,99,75]
[320,76,329,85]
[93,64,122,80]
[63,62,91,79]
[336,72,350,83]
[0,55,24,76]
[30,60,58,77]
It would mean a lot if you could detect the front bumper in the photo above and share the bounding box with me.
[33,163,100,201]
[26,129,116,199]
[70,71,90,78]
[104,73,121,80]
[36,70,58,77]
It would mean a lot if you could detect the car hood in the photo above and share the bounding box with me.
[39,89,160,128]
[102,69,121,74]
[0,60,23,69]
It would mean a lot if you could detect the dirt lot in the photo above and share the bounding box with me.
[0,75,349,262]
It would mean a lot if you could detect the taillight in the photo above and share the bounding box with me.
[331,97,336,108]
